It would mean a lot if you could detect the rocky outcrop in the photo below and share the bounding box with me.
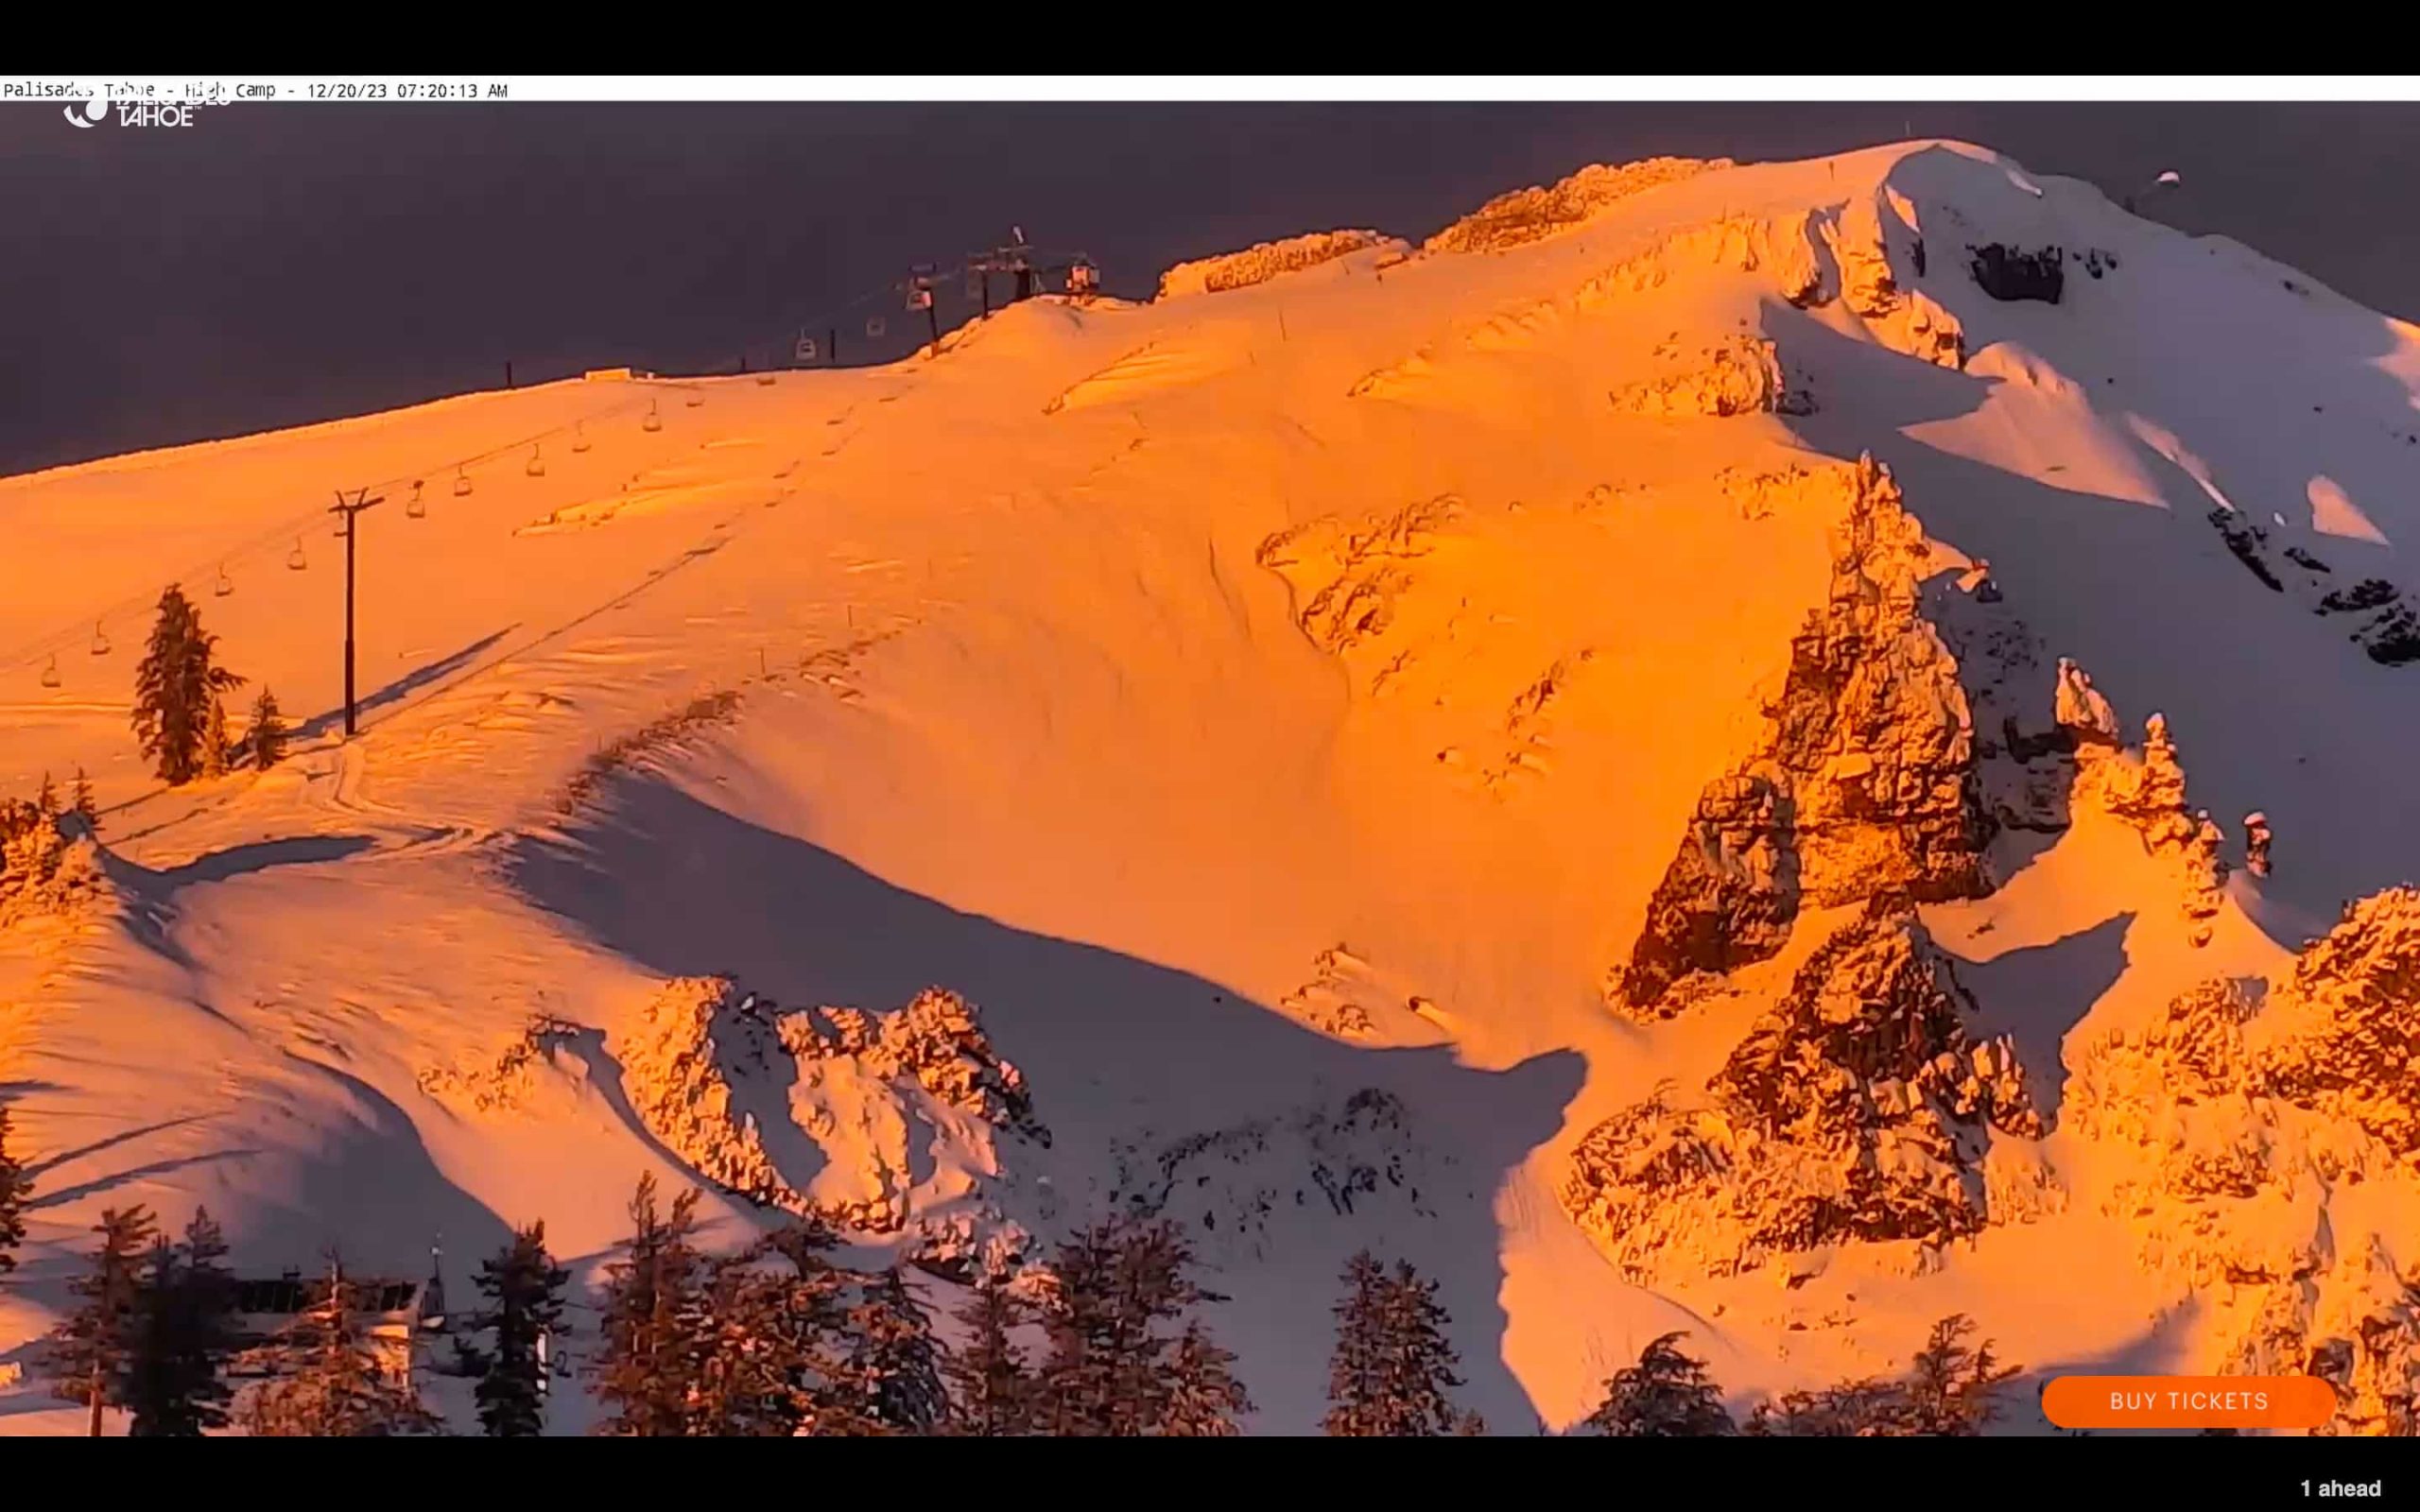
[1569,901,2041,1283]
[2259,886,2420,1159]
[2062,893,2420,1434]
[616,975,1046,1233]
[1608,335,1811,418]
[1256,495,1461,658]
[1614,455,1993,1016]
[1156,230,1398,299]
[1426,157,1733,254]
[2080,713,2227,942]
[784,986,1048,1149]
[621,976,805,1211]
[1967,244,2066,303]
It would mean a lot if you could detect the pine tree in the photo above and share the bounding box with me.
[1162,1320,1252,1435]
[199,697,231,779]
[70,768,98,831]
[1032,1217,1240,1436]
[126,1209,239,1435]
[41,1205,158,1435]
[844,1266,947,1434]
[130,585,244,786]
[247,687,289,771]
[33,772,57,819]
[474,1221,570,1436]
[0,1103,30,1278]
[1902,1313,2020,1435]
[942,1266,1034,1435]
[243,1259,440,1436]
[1585,1331,1737,1436]
[1745,1314,2018,1436]
[594,1174,707,1436]
[1323,1251,1468,1436]
[0,1106,27,1276]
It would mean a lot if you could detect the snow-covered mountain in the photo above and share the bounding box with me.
[4,138,2418,1435]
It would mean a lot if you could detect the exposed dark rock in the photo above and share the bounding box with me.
[1968,244,2066,303]
[2208,508,2287,593]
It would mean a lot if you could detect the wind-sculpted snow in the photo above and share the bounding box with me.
[1155,230,1400,299]
[1609,335,1810,419]
[1425,157,1734,254]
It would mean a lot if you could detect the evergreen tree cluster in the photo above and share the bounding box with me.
[1568,1313,2021,1438]
[0,769,98,896]
[8,1136,2023,1438]
[591,1178,1251,1437]
[126,585,287,785]
[36,1206,243,1436]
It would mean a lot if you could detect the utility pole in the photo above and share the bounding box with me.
[329,488,384,738]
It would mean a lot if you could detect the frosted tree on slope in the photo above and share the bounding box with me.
[1325,1251,1478,1435]
[1584,1331,1737,1435]
[40,1206,158,1435]
[0,1103,29,1277]
[130,585,244,785]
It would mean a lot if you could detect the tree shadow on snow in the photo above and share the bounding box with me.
[505,772,1586,1434]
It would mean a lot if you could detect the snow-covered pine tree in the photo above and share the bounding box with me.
[1323,1251,1468,1435]
[33,772,56,818]
[70,767,98,830]
[474,1221,570,1436]
[130,585,245,786]
[0,1103,29,1277]
[843,1266,948,1434]
[242,1259,440,1436]
[127,1209,239,1435]
[594,1174,708,1436]
[682,1253,805,1436]
[942,1266,1035,1435]
[1902,1313,2019,1435]
[1744,1314,2016,1436]
[247,687,289,770]
[1032,1216,1236,1436]
[1584,1331,1737,1435]
[199,697,231,779]
[40,1205,158,1435]
[1162,1320,1252,1435]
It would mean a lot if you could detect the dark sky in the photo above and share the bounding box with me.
[6,100,2418,475]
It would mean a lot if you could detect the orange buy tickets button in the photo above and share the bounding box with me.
[2041,1375,2336,1430]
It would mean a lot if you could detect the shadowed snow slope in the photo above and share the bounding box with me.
[4,140,2419,1435]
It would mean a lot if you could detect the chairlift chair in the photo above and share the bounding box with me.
[40,654,60,690]
[453,465,473,498]
[526,443,546,478]
[287,538,308,571]
[684,391,703,407]
[795,335,819,363]
[866,315,887,339]
[571,423,591,454]
[215,563,233,596]
[406,481,427,519]
[642,399,663,433]
[89,622,110,657]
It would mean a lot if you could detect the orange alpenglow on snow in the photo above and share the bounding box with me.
[4,139,2420,1436]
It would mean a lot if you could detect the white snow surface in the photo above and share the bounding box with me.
[4,139,2419,1435]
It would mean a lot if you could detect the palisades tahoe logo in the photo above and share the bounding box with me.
[63,97,197,128]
